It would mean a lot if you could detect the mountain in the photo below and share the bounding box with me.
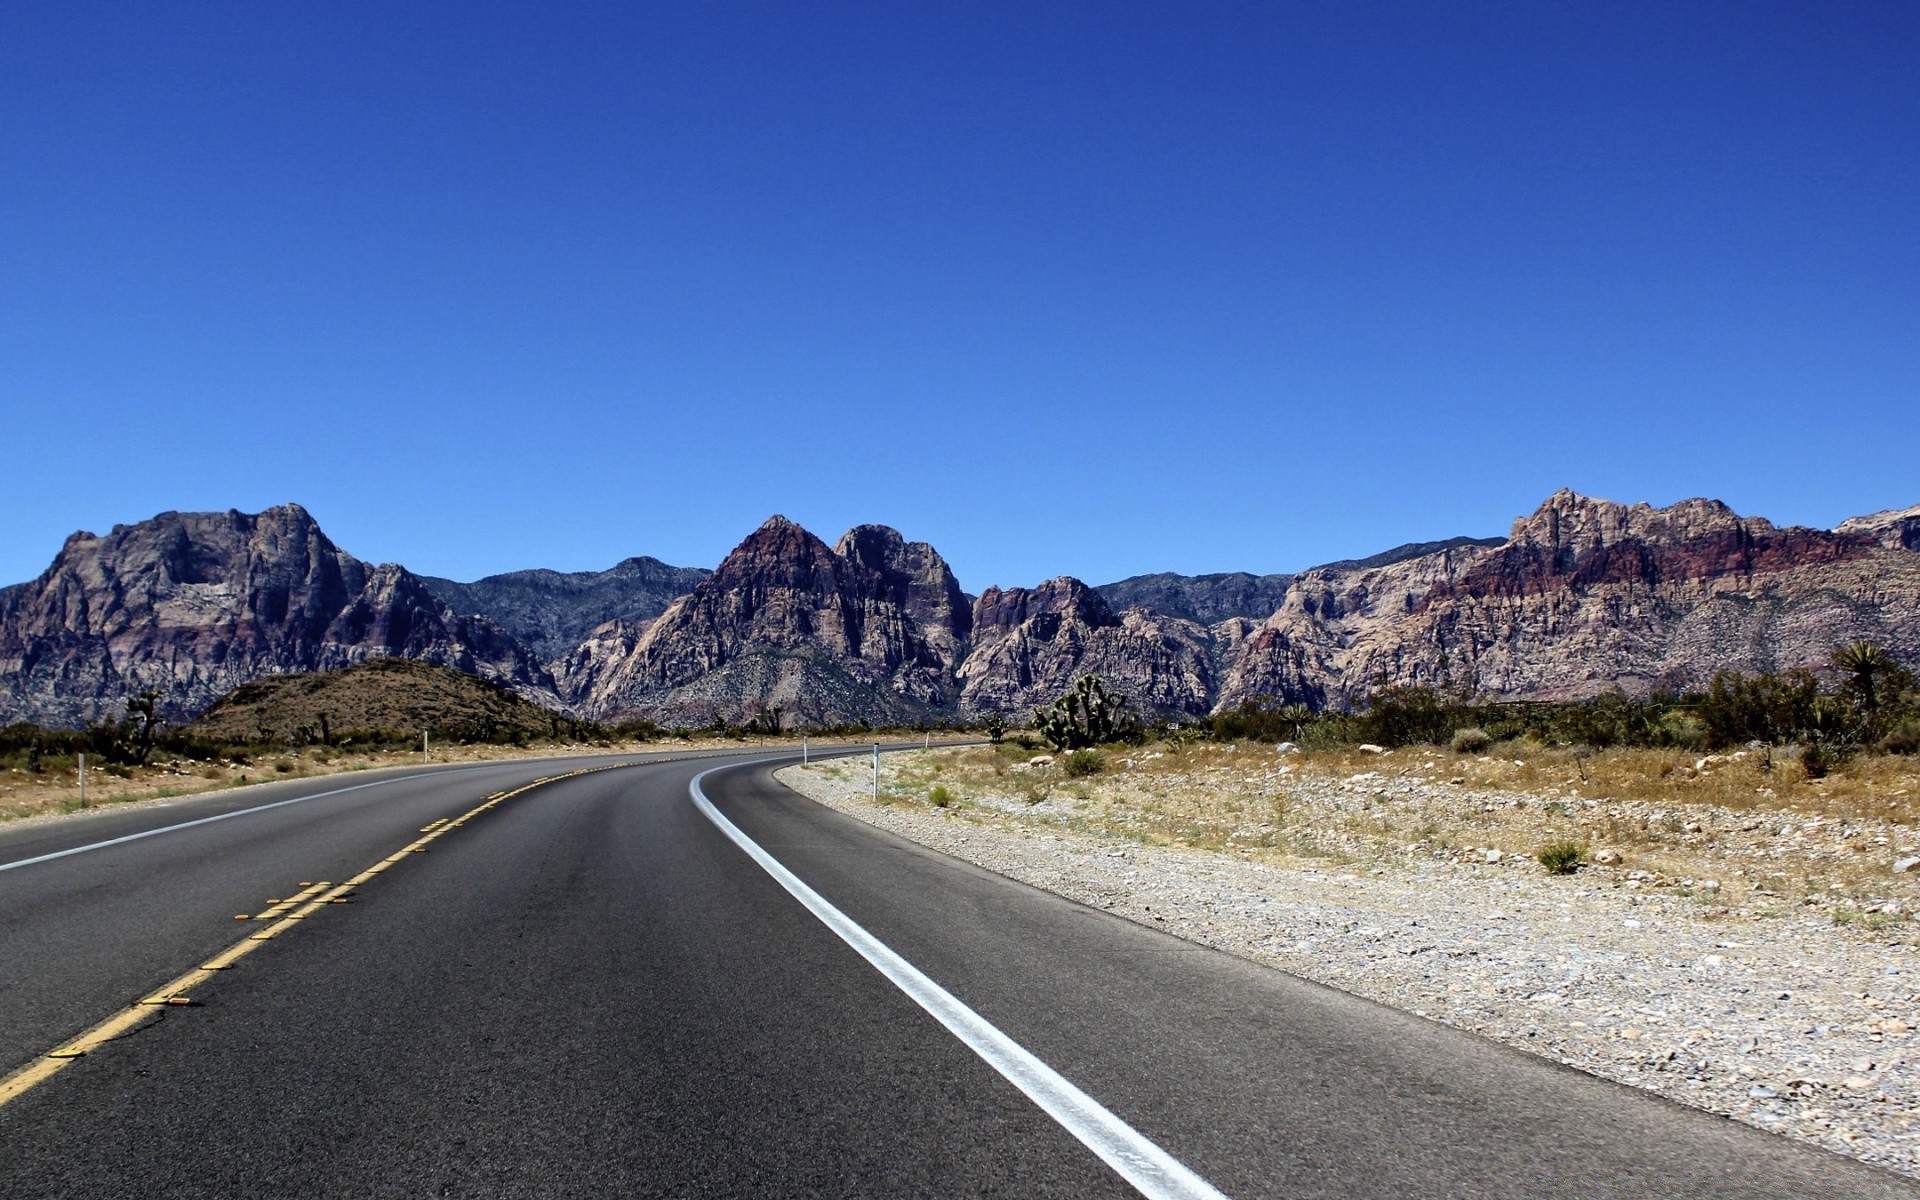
[558,518,973,726]
[420,558,709,663]
[959,578,1218,717]
[188,657,563,743]
[6,492,1917,730]
[1218,489,1920,709]
[1094,572,1295,624]
[1836,504,1920,553]
[1091,538,1503,627]
[0,506,553,726]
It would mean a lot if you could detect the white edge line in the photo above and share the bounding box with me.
[1,762,508,874]
[689,763,1231,1200]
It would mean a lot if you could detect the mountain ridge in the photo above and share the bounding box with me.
[3,490,1916,728]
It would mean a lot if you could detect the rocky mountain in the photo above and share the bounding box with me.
[1219,490,1920,710]
[1837,504,1920,553]
[1094,572,1295,625]
[959,578,1219,718]
[0,506,554,727]
[559,517,974,726]
[6,491,1917,730]
[420,557,709,663]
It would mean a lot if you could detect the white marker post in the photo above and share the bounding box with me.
[77,753,86,809]
[924,732,930,750]
[872,743,880,802]
[422,730,430,765]
[802,735,808,764]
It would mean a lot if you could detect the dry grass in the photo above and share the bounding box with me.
[849,740,1920,930]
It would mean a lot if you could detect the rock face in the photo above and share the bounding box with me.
[421,557,709,663]
[1219,490,1920,709]
[959,578,1217,718]
[0,506,554,726]
[1094,572,1295,625]
[562,517,974,726]
[1837,504,1920,553]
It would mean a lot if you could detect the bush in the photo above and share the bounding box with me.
[928,785,956,808]
[1801,743,1832,780]
[1880,720,1920,756]
[1063,749,1105,777]
[1357,686,1453,748]
[1537,840,1586,874]
[1450,727,1492,754]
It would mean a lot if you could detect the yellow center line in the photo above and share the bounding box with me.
[0,753,770,1111]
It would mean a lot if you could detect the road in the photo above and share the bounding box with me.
[0,747,1906,1197]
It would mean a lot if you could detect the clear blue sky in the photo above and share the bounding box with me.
[4,2,1915,593]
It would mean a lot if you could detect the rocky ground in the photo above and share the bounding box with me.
[778,741,1920,1180]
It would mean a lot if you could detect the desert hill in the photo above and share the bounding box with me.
[188,657,564,744]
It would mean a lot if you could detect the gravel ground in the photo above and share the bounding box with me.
[778,754,1920,1180]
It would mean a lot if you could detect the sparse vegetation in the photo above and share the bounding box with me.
[1450,727,1491,754]
[1063,749,1106,777]
[1199,641,1917,759]
[1536,840,1586,874]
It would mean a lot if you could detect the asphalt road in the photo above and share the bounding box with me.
[0,748,1907,1198]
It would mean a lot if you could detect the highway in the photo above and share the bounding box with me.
[0,746,1908,1197]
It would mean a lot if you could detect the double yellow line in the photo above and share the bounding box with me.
[0,759,651,1110]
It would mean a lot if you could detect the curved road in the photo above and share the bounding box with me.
[0,747,1906,1197]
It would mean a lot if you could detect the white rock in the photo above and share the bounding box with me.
[1483,849,1503,864]
[1357,743,1387,755]
[1893,856,1920,873]
[1026,755,1053,767]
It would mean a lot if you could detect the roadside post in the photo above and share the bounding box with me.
[802,735,808,764]
[872,743,880,801]
[422,730,430,764]
[77,753,86,809]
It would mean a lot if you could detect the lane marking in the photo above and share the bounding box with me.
[0,747,864,1111]
[0,759,658,1110]
[689,764,1232,1200]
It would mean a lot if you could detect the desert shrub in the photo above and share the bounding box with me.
[1450,727,1492,754]
[1537,840,1586,874]
[1697,669,1822,748]
[1801,743,1833,780]
[273,758,296,774]
[1063,749,1106,777]
[1357,687,1454,748]
[928,785,956,807]
[1879,719,1920,756]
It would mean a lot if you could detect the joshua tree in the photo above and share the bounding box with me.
[980,710,1008,744]
[1832,640,1912,717]
[124,690,161,766]
[1277,703,1314,741]
[1034,675,1133,751]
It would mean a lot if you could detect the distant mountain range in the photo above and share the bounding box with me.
[3,492,1916,728]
